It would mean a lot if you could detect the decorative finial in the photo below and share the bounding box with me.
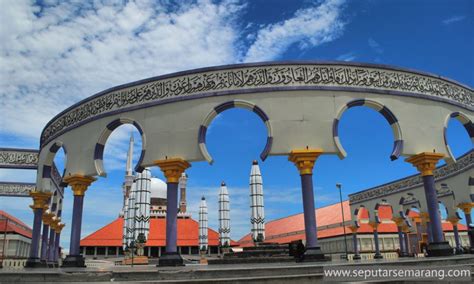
[201,196,205,200]
[252,160,258,165]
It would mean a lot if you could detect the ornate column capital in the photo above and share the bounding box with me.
[401,224,411,233]
[369,221,379,230]
[458,202,474,214]
[63,174,96,196]
[349,225,358,233]
[405,152,444,176]
[29,191,52,210]
[154,158,191,183]
[50,217,60,230]
[446,217,460,225]
[288,149,324,175]
[54,223,65,234]
[419,212,430,225]
[392,217,405,226]
[42,211,55,225]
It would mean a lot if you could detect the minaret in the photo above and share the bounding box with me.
[250,160,265,243]
[122,134,135,249]
[218,182,231,247]
[199,196,208,252]
[179,173,187,213]
[134,168,151,243]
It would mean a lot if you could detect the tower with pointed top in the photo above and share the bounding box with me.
[218,182,231,247]
[179,173,187,213]
[122,134,135,249]
[250,160,265,243]
[199,196,208,252]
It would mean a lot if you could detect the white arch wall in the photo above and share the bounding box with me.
[37,90,472,190]
[349,161,473,223]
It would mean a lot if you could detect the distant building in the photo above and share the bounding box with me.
[0,210,32,259]
[238,201,468,257]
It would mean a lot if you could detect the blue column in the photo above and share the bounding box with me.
[47,228,56,262]
[165,182,179,254]
[40,223,49,262]
[301,174,318,249]
[25,208,44,267]
[406,153,452,257]
[62,175,96,268]
[460,205,474,254]
[351,227,361,260]
[397,226,407,257]
[371,223,383,259]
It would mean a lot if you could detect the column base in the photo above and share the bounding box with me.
[61,255,86,268]
[374,253,383,259]
[25,257,43,268]
[352,254,361,260]
[300,247,330,262]
[455,247,464,255]
[399,252,409,257]
[158,252,183,266]
[467,247,474,254]
[426,242,453,257]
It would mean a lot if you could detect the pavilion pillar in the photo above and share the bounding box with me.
[62,175,96,267]
[458,203,474,254]
[25,191,52,268]
[154,158,190,266]
[40,211,54,264]
[53,223,65,263]
[402,225,411,255]
[406,153,452,256]
[349,226,361,260]
[369,222,383,259]
[48,218,58,263]
[420,212,433,245]
[288,149,327,261]
[447,217,463,254]
[393,217,408,257]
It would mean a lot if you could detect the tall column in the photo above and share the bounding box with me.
[458,203,474,254]
[393,217,408,257]
[349,226,361,260]
[25,191,52,268]
[48,218,58,263]
[369,222,383,259]
[406,153,452,256]
[420,212,433,244]
[61,175,96,267]
[447,217,463,254]
[402,225,411,255]
[288,149,326,261]
[40,211,54,263]
[53,223,65,262]
[155,158,190,266]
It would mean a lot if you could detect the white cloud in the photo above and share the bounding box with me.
[0,0,243,141]
[244,0,346,62]
[442,15,466,25]
[336,51,356,61]
[368,38,383,54]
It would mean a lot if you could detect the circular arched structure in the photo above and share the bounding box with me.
[35,61,473,191]
[198,99,273,164]
[443,112,474,163]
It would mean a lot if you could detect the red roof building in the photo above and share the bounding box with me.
[0,210,33,258]
[80,217,237,258]
[238,201,468,255]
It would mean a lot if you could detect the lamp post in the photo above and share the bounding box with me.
[336,183,348,260]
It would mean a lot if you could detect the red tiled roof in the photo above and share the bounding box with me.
[80,217,238,247]
[238,201,467,247]
[0,210,32,239]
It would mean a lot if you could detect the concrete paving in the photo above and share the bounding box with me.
[0,255,473,283]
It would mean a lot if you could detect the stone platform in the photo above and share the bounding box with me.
[0,255,473,283]
[209,243,294,264]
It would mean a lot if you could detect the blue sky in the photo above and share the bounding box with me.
[0,0,472,251]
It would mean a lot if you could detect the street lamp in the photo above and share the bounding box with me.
[336,183,348,260]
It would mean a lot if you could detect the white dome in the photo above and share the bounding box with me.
[150,177,167,199]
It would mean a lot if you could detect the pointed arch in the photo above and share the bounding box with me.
[443,112,473,163]
[41,141,67,192]
[94,118,146,177]
[198,99,273,164]
[333,99,403,161]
